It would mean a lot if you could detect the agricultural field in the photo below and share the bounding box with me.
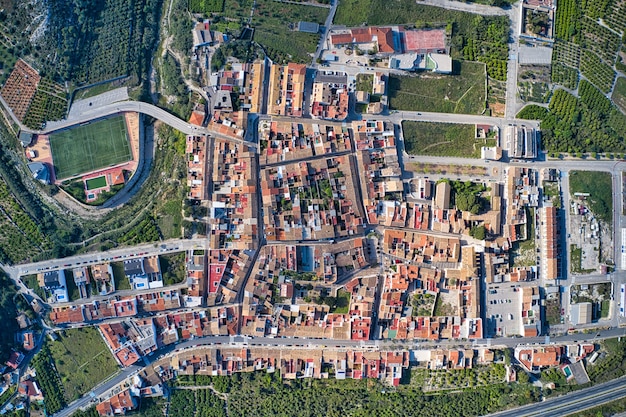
[612,77,626,113]
[551,63,578,90]
[32,346,66,414]
[22,78,68,129]
[222,0,254,21]
[580,50,616,94]
[47,0,161,85]
[334,1,509,80]
[554,0,580,42]
[47,327,119,402]
[50,116,131,180]
[0,179,52,264]
[541,81,626,154]
[252,0,328,63]
[189,0,224,13]
[552,41,580,69]
[389,61,486,114]
[402,121,479,158]
[605,0,626,33]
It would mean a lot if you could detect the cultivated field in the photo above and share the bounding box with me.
[48,327,119,402]
[252,0,328,63]
[402,121,480,158]
[50,116,131,180]
[389,61,486,114]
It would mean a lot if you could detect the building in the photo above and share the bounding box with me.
[27,162,50,184]
[310,73,350,121]
[72,267,89,299]
[298,21,320,33]
[434,182,451,210]
[507,125,537,159]
[92,263,115,295]
[541,206,559,280]
[124,258,163,290]
[193,21,214,49]
[38,270,69,303]
[329,27,396,53]
[267,63,307,117]
[96,389,138,416]
[570,302,592,325]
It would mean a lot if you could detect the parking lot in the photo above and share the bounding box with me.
[485,285,522,337]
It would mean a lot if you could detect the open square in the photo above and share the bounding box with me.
[49,116,132,180]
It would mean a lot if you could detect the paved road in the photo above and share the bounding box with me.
[52,364,142,417]
[22,101,254,149]
[487,375,626,417]
[313,0,338,62]
[11,238,207,277]
[415,0,510,16]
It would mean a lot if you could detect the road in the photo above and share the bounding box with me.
[52,364,142,417]
[487,375,626,417]
[313,0,339,62]
[52,325,626,417]
[22,100,255,149]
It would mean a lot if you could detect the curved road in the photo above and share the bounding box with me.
[487,376,626,417]
[23,100,255,149]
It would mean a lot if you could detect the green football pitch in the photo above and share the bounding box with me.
[49,116,132,180]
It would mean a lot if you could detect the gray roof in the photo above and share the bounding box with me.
[18,131,33,147]
[124,259,144,277]
[43,271,61,288]
[298,21,320,34]
[28,162,50,184]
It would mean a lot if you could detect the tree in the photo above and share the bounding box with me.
[470,225,487,240]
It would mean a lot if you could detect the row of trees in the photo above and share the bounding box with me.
[32,345,67,414]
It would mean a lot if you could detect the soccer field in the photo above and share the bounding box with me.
[49,116,132,180]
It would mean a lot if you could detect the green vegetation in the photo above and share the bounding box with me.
[170,369,541,417]
[570,244,588,274]
[335,1,509,79]
[554,0,580,42]
[541,81,626,154]
[580,50,615,94]
[469,225,487,240]
[511,208,536,267]
[433,294,455,316]
[569,170,612,223]
[189,0,225,13]
[356,74,374,94]
[402,122,478,158]
[159,53,193,120]
[0,178,53,264]
[517,104,549,120]
[23,274,46,300]
[211,41,263,72]
[551,63,578,90]
[332,289,351,314]
[542,181,561,209]
[111,262,131,290]
[48,327,119,402]
[0,271,18,365]
[587,338,626,384]
[445,179,488,214]
[411,292,436,316]
[32,345,67,413]
[47,0,162,85]
[22,78,68,130]
[160,252,187,286]
[412,365,506,391]
[252,0,328,63]
[51,116,131,180]
[518,81,550,104]
[611,77,626,114]
[544,298,561,326]
[389,61,486,114]
[85,176,107,190]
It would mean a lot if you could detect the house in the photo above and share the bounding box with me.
[193,21,214,49]
[18,378,43,401]
[6,351,24,369]
[22,331,35,351]
[124,257,163,290]
[570,302,592,325]
[96,390,138,416]
[38,270,69,303]
[92,263,115,295]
